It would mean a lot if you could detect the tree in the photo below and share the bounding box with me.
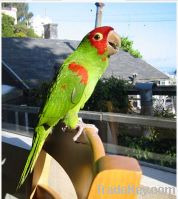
[14,23,39,38]
[84,76,131,113]
[2,2,39,39]
[121,37,142,58]
[2,3,33,26]
[2,14,15,37]
[2,14,39,38]
[26,28,39,38]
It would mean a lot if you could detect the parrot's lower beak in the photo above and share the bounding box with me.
[107,30,121,56]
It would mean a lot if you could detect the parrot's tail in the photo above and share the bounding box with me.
[17,125,51,189]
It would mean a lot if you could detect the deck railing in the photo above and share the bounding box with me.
[2,104,176,130]
[2,104,176,172]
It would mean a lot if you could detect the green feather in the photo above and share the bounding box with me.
[17,126,52,189]
[17,30,109,189]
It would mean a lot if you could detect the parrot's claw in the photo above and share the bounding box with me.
[73,119,98,142]
[62,125,68,132]
[78,117,83,122]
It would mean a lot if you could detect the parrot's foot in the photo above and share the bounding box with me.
[73,118,98,142]
[62,125,68,132]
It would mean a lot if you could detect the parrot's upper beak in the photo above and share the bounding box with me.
[107,30,121,56]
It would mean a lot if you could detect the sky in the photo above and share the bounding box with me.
[29,2,176,75]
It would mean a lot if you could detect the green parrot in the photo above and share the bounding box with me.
[17,26,121,189]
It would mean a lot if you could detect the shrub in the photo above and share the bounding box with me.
[84,76,131,113]
[121,37,142,58]
[2,14,15,37]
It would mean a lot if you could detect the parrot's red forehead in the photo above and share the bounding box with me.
[88,26,114,55]
[89,26,114,37]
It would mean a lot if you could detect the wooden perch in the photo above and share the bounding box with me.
[28,124,142,199]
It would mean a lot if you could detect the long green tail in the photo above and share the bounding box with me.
[17,126,51,189]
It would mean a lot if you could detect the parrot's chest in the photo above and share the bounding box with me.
[82,74,100,101]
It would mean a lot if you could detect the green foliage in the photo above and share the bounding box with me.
[26,28,39,38]
[15,3,29,22]
[14,32,27,38]
[128,49,142,58]
[154,108,175,119]
[84,76,131,113]
[2,14,15,37]
[121,37,142,58]
[121,37,133,51]
[2,3,38,38]
[2,3,33,24]
[2,14,39,38]
[28,77,131,113]
[119,129,176,168]
[14,23,39,38]
[14,23,27,33]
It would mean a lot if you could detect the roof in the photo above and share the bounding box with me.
[2,38,169,89]
[106,50,169,81]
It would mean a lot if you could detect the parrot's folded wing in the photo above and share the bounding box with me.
[37,61,87,127]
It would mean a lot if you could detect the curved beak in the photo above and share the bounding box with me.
[107,30,121,56]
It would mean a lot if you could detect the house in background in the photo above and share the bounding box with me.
[2,37,169,95]
[1,6,17,24]
[30,15,53,37]
[160,73,176,86]
[2,25,176,134]
[2,36,169,106]
[2,24,171,114]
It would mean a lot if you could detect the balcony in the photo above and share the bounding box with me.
[2,104,176,199]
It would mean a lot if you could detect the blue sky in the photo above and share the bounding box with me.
[29,2,176,75]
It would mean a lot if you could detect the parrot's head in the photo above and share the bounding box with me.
[87,26,121,57]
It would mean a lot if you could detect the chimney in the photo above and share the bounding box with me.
[43,23,58,39]
[95,2,105,27]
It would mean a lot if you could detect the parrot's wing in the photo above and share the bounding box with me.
[37,61,87,127]
[17,62,87,188]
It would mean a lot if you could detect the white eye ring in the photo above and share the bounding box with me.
[93,33,103,41]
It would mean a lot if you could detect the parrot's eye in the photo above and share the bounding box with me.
[93,33,103,41]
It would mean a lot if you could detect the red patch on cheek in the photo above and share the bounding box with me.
[88,26,114,55]
[68,62,88,85]
[89,36,107,55]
